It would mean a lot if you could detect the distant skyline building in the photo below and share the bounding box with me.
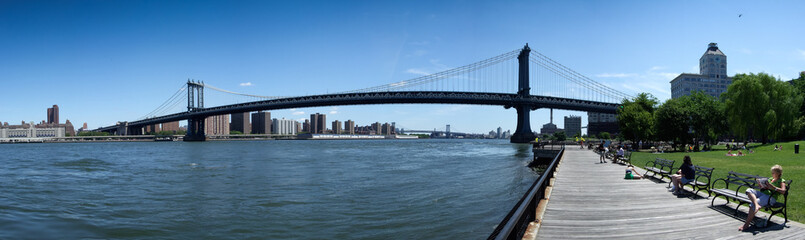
[205,114,230,136]
[1,121,66,138]
[371,122,381,135]
[671,42,733,98]
[497,127,502,139]
[564,115,582,137]
[162,121,181,132]
[309,113,327,134]
[588,112,619,137]
[231,112,251,134]
[345,120,355,134]
[47,104,59,124]
[272,118,298,135]
[540,109,561,135]
[332,120,342,134]
[251,111,271,134]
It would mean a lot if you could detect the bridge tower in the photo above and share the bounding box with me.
[185,79,207,141]
[510,44,537,143]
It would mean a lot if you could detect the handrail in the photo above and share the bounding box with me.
[488,145,565,240]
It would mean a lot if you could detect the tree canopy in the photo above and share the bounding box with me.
[617,93,658,142]
[723,73,802,143]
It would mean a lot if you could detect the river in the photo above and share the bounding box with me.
[0,139,538,239]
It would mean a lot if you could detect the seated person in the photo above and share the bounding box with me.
[737,150,744,156]
[774,145,779,151]
[624,165,644,180]
[726,150,736,156]
[740,165,786,231]
[670,156,695,194]
[617,147,624,159]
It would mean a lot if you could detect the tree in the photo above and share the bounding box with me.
[553,131,566,142]
[598,132,611,140]
[230,130,243,135]
[617,93,658,142]
[654,97,690,150]
[685,91,728,147]
[724,73,803,143]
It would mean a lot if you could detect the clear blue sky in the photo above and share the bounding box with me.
[1,0,804,134]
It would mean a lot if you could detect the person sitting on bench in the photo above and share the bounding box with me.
[670,156,694,195]
[739,165,786,231]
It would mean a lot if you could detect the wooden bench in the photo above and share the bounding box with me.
[615,151,631,165]
[710,171,793,225]
[643,158,675,181]
[678,165,715,196]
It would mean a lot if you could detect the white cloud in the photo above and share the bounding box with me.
[239,82,253,87]
[595,73,637,78]
[329,107,339,115]
[292,111,305,115]
[406,68,430,76]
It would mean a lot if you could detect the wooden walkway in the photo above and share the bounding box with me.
[536,148,805,239]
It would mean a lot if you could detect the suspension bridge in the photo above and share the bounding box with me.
[93,44,630,143]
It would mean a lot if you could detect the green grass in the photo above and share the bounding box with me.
[630,141,805,223]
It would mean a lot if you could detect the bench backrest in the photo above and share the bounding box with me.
[654,158,675,167]
[692,165,714,183]
[724,171,762,191]
[780,180,793,203]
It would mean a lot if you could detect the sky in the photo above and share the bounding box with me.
[1,0,804,134]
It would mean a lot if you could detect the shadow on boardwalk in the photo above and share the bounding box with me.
[535,148,805,240]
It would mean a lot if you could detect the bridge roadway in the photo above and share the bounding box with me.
[535,148,805,239]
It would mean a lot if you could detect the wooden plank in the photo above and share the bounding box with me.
[535,148,805,239]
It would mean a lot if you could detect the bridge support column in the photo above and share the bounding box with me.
[184,117,207,141]
[511,44,537,143]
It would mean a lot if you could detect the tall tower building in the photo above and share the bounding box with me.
[231,112,251,134]
[332,120,342,134]
[251,111,272,134]
[345,120,355,134]
[671,43,732,98]
[47,105,59,124]
[564,115,582,137]
[205,114,230,136]
[309,113,326,134]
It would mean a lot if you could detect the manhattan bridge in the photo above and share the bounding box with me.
[94,44,630,143]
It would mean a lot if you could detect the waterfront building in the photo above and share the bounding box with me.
[230,112,251,134]
[671,43,733,99]
[146,124,161,133]
[309,113,327,134]
[540,109,560,135]
[564,115,582,137]
[205,114,230,136]
[344,120,355,134]
[295,121,302,134]
[0,121,65,138]
[381,123,392,135]
[371,122,381,135]
[47,104,59,124]
[251,111,271,134]
[332,120,342,134]
[497,127,502,139]
[587,112,619,137]
[303,119,310,132]
[272,118,298,135]
[162,121,181,133]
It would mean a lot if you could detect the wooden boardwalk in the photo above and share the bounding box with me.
[536,148,805,239]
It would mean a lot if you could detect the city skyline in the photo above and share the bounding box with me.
[2,1,804,134]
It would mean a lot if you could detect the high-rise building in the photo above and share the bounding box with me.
[162,121,181,132]
[309,113,327,133]
[332,120,342,134]
[564,115,582,137]
[146,124,161,133]
[671,43,733,98]
[371,122,381,135]
[205,114,230,136]
[272,118,298,135]
[588,112,619,137]
[381,123,392,135]
[295,121,302,134]
[345,120,355,134]
[497,127,502,139]
[303,119,310,132]
[231,112,251,134]
[47,105,59,124]
[251,111,271,134]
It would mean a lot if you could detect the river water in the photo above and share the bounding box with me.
[0,139,538,239]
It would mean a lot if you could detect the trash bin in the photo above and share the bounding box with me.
[796,144,800,154]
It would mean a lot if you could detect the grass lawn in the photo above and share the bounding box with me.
[629,141,805,223]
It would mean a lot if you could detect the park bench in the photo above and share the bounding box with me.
[644,158,675,181]
[615,151,631,165]
[710,171,793,225]
[677,165,715,196]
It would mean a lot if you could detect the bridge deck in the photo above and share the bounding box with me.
[536,148,805,239]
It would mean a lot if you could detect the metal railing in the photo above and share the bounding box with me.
[488,145,565,240]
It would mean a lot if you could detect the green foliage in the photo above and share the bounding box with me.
[724,73,803,143]
[409,134,430,139]
[156,131,176,136]
[598,132,611,140]
[654,97,690,149]
[230,130,243,135]
[617,93,658,142]
[685,91,728,145]
[553,131,566,141]
[77,131,110,136]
